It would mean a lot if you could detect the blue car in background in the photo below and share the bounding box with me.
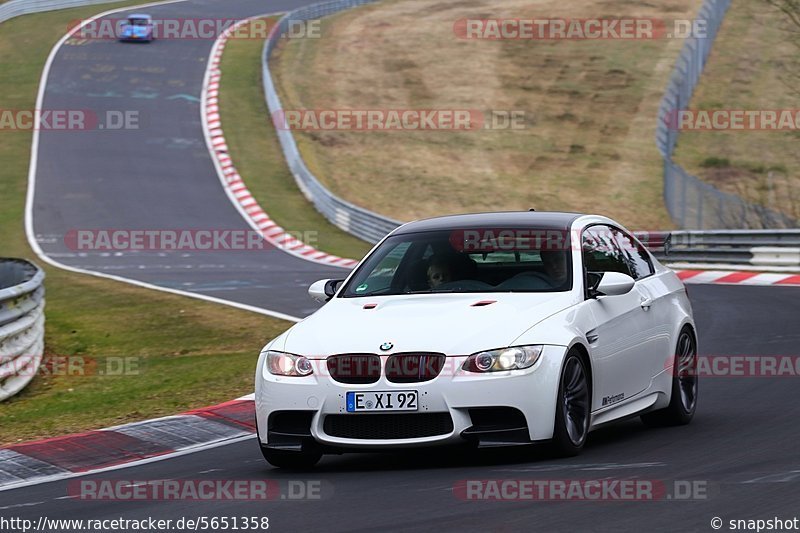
[119,14,155,42]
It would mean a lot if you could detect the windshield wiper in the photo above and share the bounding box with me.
[358,287,399,296]
[404,289,458,294]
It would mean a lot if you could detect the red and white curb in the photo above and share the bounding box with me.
[674,269,800,286]
[0,398,257,491]
[202,17,358,269]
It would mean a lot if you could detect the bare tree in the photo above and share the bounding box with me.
[765,0,800,29]
[764,0,800,93]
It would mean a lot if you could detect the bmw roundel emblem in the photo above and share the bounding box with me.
[380,342,393,351]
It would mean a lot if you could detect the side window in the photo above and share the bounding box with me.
[614,229,654,280]
[582,226,631,276]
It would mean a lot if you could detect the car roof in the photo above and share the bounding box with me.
[128,14,152,19]
[393,211,584,235]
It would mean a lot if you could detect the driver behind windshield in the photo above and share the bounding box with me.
[426,256,453,289]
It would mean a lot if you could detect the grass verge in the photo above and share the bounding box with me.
[0,4,292,444]
[270,0,706,230]
[673,1,800,221]
[218,18,372,260]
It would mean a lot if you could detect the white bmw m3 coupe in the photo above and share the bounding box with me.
[255,212,698,468]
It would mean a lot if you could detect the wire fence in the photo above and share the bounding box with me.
[655,0,796,229]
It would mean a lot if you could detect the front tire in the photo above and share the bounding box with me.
[550,350,591,456]
[641,326,698,427]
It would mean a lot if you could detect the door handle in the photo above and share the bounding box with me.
[640,297,652,310]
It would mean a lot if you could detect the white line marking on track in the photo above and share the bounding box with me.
[0,501,45,510]
[24,0,301,324]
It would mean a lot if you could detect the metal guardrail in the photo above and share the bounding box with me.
[262,0,401,244]
[0,0,119,25]
[0,259,45,402]
[655,0,796,230]
[659,230,800,265]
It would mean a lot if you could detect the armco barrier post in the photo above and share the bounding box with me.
[0,259,45,401]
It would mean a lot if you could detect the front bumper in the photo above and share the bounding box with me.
[119,34,152,42]
[255,345,568,450]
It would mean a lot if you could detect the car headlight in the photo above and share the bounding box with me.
[462,345,543,373]
[265,351,313,377]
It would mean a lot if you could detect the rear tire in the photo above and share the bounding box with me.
[550,350,591,456]
[641,326,698,427]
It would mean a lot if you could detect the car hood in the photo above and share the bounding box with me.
[281,292,577,357]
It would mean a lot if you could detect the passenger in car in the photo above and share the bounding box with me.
[540,250,570,286]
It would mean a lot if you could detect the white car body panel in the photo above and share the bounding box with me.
[254,213,695,452]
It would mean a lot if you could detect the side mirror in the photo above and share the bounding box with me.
[593,272,635,297]
[308,279,344,303]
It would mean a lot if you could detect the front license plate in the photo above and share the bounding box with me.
[346,390,418,412]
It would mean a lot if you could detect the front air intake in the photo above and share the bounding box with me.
[385,353,446,383]
[326,354,381,384]
[323,413,454,439]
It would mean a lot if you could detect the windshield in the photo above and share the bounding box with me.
[128,18,149,26]
[341,228,573,297]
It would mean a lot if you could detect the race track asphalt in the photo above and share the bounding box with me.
[30,0,348,319]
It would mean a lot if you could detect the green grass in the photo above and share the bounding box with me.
[673,1,800,221]
[0,4,293,444]
[217,18,372,260]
